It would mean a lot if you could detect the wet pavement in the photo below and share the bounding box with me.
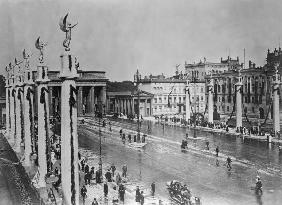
[78,117,282,205]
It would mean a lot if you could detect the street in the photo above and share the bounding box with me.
[78,117,282,205]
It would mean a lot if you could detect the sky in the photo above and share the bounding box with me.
[1,0,282,81]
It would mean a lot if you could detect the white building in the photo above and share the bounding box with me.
[136,72,206,116]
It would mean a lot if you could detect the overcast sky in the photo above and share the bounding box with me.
[1,0,282,81]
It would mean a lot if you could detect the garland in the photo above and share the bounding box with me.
[12,89,16,138]
[26,87,34,152]
[18,88,24,143]
[8,90,11,130]
[40,87,51,174]
[69,84,77,205]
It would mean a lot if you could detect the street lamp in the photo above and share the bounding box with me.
[134,70,141,138]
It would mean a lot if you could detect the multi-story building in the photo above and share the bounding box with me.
[136,70,206,116]
[185,57,240,81]
[207,54,277,126]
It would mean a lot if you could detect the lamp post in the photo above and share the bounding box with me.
[134,70,141,138]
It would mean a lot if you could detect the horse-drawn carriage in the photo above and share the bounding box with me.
[166,180,201,205]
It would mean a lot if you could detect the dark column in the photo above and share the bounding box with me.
[77,86,83,116]
[49,86,53,117]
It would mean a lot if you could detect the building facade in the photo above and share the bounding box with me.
[107,90,154,117]
[136,71,206,116]
[207,58,278,126]
[185,57,240,81]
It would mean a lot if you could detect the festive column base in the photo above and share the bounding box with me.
[37,83,50,188]
[236,85,242,128]
[14,87,22,153]
[23,85,33,166]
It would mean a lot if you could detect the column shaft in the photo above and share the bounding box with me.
[208,79,214,123]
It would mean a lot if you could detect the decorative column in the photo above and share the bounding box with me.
[49,86,53,117]
[23,49,34,166]
[77,86,83,116]
[208,78,214,123]
[35,37,50,187]
[236,71,243,128]
[185,80,191,123]
[5,65,11,138]
[14,59,24,153]
[10,67,16,145]
[90,87,95,113]
[59,14,79,205]
[273,67,280,134]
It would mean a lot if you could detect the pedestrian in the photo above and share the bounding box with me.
[116,172,121,185]
[85,163,89,174]
[104,182,108,197]
[140,191,144,205]
[122,164,127,178]
[119,184,125,202]
[151,182,155,196]
[215,146,219,157]
[206,141,209,150]
[105,169,112,182]
[120,129,123,137]
[92,198,98,205]
[111,164,116,177]
[90,167,95,180]
[135,186,140,202]
[81,185,87,205]
[226,156,232,170]
[134,135,137,142]
[128,134,132,143]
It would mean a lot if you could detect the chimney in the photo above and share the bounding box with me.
[249,60,252,68]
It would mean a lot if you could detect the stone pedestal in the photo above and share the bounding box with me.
[185,80,191,123]
[273,71,280,134]
[208,79,214,123]
[236,76,243,128]
[36,64,50,188]
[59,51,79,205]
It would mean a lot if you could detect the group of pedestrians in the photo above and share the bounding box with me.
[120,129,147,144]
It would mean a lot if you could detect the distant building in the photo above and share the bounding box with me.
[136,70,206,116]
[207,54,278,127]
[185,57,240,81]
[106,81,154,117]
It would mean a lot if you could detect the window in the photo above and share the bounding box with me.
[201,87,204,92]
[174,97,176,102]
[227,106,229,112]
[218,97,221,102]
[222,96,225,102]
[159,106,162,110]
[252,97,254,103]
[252,107,255,113]
[183,97,186,101]
[179,97,181,103]
[201,96,204,101]
[159,97,162,103]
[245,97,248,103]
[154,98,157,103]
